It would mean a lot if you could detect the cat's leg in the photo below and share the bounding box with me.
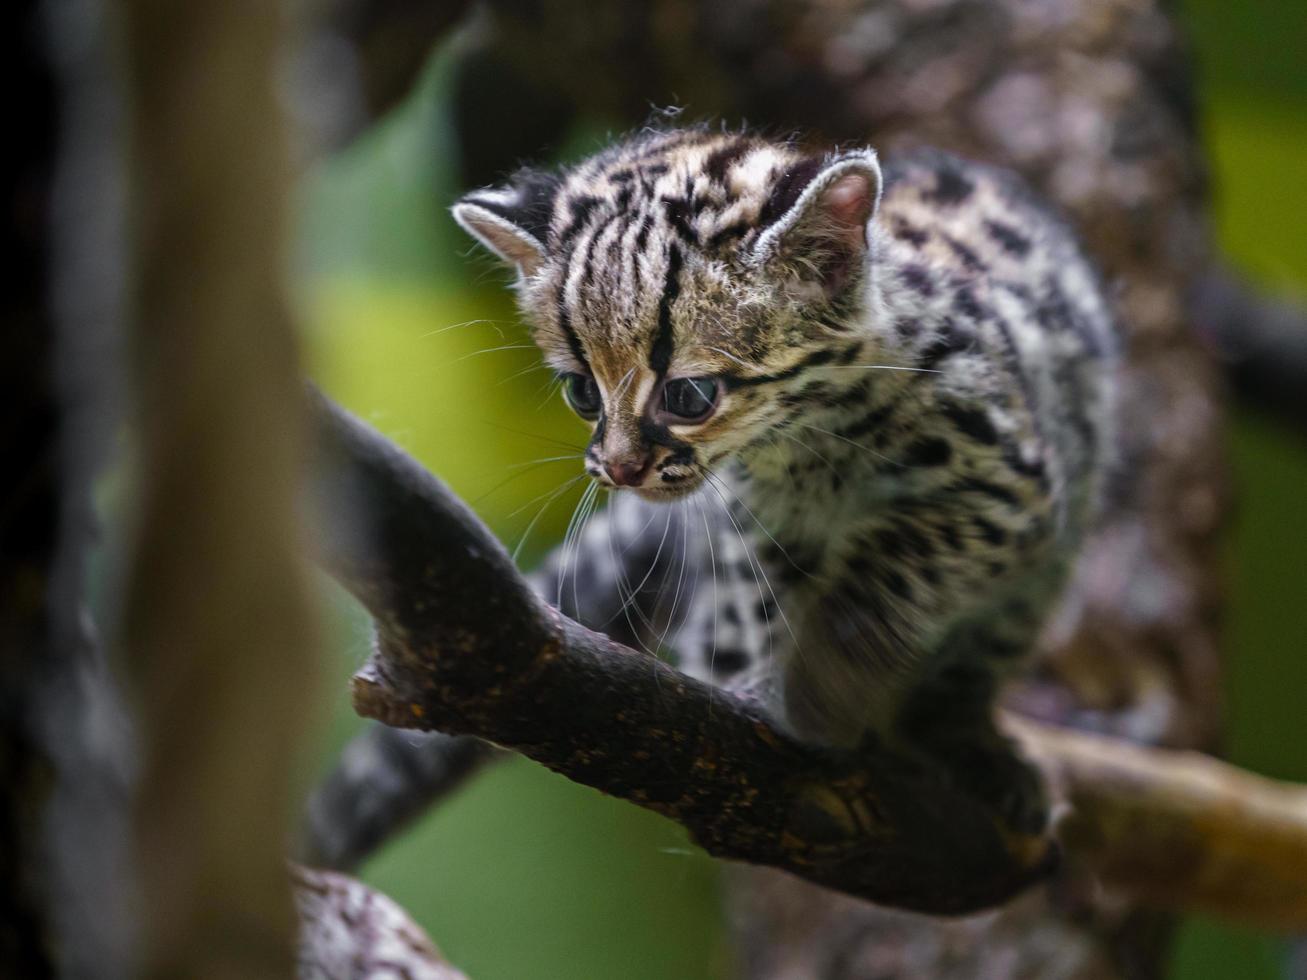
[893,601,1053,834]
[777,492,1060,832]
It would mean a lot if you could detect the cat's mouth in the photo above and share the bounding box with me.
[585,454,707,500]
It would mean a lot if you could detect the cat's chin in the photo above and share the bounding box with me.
[627,481,703,502]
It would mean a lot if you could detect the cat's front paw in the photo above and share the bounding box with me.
[914,729,1049,835]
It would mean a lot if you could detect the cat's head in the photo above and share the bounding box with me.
[453,129,882,500]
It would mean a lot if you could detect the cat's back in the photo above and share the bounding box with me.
[875,147,1119,533]
[877,147,1116,361]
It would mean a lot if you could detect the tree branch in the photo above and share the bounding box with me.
[299,727,495,871]
[293,866,468,979]
[1011,717,1307,931]
[310,389,1053,916]
[1192,264,1307,434]
[309,389,1307,928]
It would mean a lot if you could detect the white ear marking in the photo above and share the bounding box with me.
[452,201,548,278]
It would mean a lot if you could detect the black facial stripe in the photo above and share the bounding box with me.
[624,208,647,292]
[649,242,682,376]
[719,347,837,390]
[835,403,894,441]
[584,415,607,461]
[705,220,751,249]
[656,447,695,471]
[638,416,692,452]
[758,155,824,229]
[662,196,699,245]
[579,211,621,297]
[556,194,600,247]
[555,280,588,368]
[940,401,998,444]
[704,138,752,183]
[633,212,654,253]
[942,234,984,271]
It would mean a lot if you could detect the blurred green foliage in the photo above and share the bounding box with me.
[298,9,1307,978]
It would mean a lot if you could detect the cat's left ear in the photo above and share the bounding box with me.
[751,149,882,298]
[452,170,560,278]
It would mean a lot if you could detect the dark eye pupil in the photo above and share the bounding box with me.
[663,378,719,421]
[563,373,601,418]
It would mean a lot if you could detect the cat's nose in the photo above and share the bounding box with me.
[604,455,652,487]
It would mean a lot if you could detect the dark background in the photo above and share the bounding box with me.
[295,1,1307,975]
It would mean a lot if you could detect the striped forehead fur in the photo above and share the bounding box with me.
[456,129,882,381]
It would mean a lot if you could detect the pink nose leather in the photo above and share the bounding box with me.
[605,458,651,487]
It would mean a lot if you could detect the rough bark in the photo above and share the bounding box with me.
[293,866,468,979]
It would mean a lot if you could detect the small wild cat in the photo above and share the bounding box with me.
[453,127,1116,830]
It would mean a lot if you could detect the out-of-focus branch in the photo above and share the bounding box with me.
[3,1,75,973]
[293,866,469,979]
[118,2,319,975]
[1192,265,1307,434]
[1010,717,1307,931]
[313,0,476,144]
[299,726,496,870]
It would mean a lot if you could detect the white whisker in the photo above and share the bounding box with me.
[696,495,720,690]
[655,499,693,655]
[811,363,940,374]
[482,420,584,454]
[773,428,840,478]
[510,473,587,564]
[703,345,757,370]
[497,362,553,386]
[794,420,902,469]
[418,318,510,341]
[450,343,538,364]
[610,366,638,401]
[701,469,814,582]
[700,473,798,660]
[566,482,602,611]
[603,498,662,655]
[471,455,583,507]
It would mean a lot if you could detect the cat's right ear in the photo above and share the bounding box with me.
[452,171,559,278]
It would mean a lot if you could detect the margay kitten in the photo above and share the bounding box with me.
[454,127,1116,829]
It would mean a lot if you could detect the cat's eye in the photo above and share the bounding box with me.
[562,372,602,420]
[661,377,720,423]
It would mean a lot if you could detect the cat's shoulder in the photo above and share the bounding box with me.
[878,147,1080,275]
